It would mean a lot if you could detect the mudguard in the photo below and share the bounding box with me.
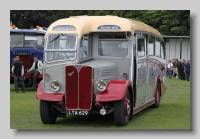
[95,80,132,102]
[36,80,64,101]
[156,75,166,99]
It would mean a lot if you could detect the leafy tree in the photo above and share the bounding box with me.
[10,10,190,36]
[10,10,47,28]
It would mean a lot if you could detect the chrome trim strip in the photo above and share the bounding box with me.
[130,43,134,83]
[77,65,80,109]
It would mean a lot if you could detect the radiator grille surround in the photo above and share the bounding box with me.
[65,65,92,110]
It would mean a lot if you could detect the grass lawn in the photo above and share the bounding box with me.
[10,77,190,130]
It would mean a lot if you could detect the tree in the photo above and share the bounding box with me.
[10,10,190,36]
[10,10,47,28]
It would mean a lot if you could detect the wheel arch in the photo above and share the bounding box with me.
[155,74,161,97]
[95,80,133,102]
[156,76,161,97]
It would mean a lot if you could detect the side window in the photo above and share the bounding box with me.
[161,40,165,59]
[155,37,161,57]
[142,34,148,55]
[137,38,145,57]
[80,34,92,59]
[88,34,93,56]
[148,35,155,56]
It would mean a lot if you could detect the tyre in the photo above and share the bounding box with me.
[40,100,57,124]
[114,90,131,126]
[151,81,161,108]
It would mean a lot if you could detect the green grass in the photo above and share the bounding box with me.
[10,78,190,130]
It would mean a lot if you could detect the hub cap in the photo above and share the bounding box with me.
[124,98,130,117]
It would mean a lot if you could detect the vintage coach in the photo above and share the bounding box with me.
[36,15,167,126]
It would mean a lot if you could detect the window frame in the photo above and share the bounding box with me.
[44,33,78,63]
[78,33,94,63]
[137,37,146,58]
[10,33,45,48]
[142,33,148,56]
[161,39,166,59]
[79,34,91,60]
[155,37,161,58]
[148,35,155,56]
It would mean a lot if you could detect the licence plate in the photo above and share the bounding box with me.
[68,110,89,115]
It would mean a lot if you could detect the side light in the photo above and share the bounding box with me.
[123,73,128,80]
[45,73,50,79]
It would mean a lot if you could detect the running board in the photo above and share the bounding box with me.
[133,99,155,115]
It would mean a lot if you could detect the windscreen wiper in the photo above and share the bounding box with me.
[50,33,63,43]
[25,42,36,49]
[11,41,23,49]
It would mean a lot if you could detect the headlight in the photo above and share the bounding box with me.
[50,80,61,92]
[96,80,107,92]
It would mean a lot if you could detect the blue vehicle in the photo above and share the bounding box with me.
[10,25,46,85]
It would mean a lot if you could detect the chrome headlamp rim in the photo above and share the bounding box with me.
[50,80,61,92]
[96,80,107,92]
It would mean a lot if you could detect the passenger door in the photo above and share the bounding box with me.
[135,34,148,107]
[146,37,164,101]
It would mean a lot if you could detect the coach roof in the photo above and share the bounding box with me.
[10,29,46,34]
[46,15,161,37]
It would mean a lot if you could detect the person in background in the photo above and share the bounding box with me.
[172,58,176,78]
[184,59,190,81]
[167,60,173,79]
[177,59,182,80]
[10,57,16,77]
[11,56,25,93]
[180,59,186,80]
[175,59,179,78]
[27,56,43,88]
[11,57,16,67]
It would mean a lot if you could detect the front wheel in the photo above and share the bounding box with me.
[114,90,131,126]
[40,100,57,124]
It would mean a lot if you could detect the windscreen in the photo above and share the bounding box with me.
[45,34,77,63]
[10,34,44,48]
[10,34,24,47]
